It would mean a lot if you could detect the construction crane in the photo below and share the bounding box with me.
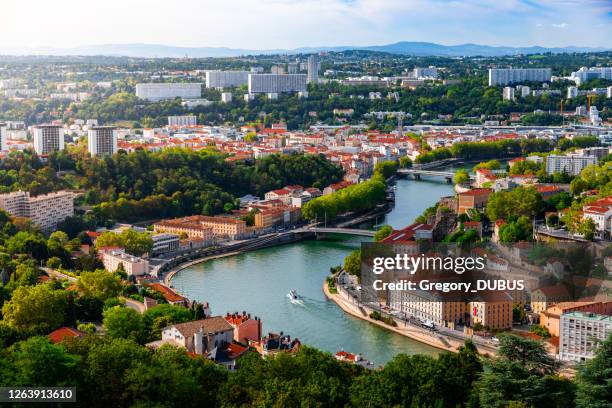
[587,94,596,111]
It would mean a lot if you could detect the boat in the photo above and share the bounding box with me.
[287,290,299,301]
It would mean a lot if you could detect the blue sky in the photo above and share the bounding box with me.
[0,0,610,49]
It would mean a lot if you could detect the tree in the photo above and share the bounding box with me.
[77,270,123,301]
[399,156,412,168]
[1,284,68,333]
[578,218,596,241]
[454,169,470,185]
[374,160,398,178]
[575,334,612,408]
[344,249,361,277]
[103,306,145,343]
[373,225,393,242]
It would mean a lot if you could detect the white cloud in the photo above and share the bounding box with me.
[551,22,569,28]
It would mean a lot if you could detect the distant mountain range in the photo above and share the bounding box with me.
[0,42,608,58]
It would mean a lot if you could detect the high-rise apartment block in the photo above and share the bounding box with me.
[503,87,515,101]
[205,71,250,88]
[248,74,307,94]
[33,124,64,155]
[167,115,197,127]
[0,190,74,231]
[488,68,552,86]
[0,122,6,152]
[135,83,202,101]
[87,126,117,156]
[307,55,319,84]
[546,154,598,175]
[570,67,612,85]
[559,312,611,361]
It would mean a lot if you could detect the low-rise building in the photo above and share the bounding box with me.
[224,312,262,344]
[457,189,491,214]
[151,233,180,255]
[101,249,149,276]
[469,292,513,330]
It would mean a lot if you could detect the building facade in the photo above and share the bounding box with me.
[0,190,74,231]
[559,312,611,361]
[87,126,117,156]
[488,68,552,86]
[33,125,64,155]
[102,249,149,276]
[205,71,250,88]
[168,115,197,127]
[546,154,598,176]
[307,55,319,84]
[135,83,202,101]
[248,74,307,94]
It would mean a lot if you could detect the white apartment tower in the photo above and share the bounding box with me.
[546,154,598,176]
[488,68,552,86]
[205,71,250,89]
[135,83,202,101]
[167,116,197,127]
[33,125,64,155]
[503,87,515,101]
[0,190,74,231]
[559,312,611,361]
[0,122,6,152]
[248,74,307,94]
[307,55,319,84]
[87,126,117,157]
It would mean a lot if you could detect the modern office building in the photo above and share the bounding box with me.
[87,126,117,157]
[0,122,6,151]
[248,74,307,94]
[0,190,74,231]
[135,83,202,101]
[413,67,438,79]
[559,312,611,361]
[167,115,197,127]
[503,87,515,101]
[488,68,552,86]
[307,55,319,84]
[205,71,250,89]
[546,154,598,175]
[33,124,64,155]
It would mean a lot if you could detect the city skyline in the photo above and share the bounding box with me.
[0,0,610,51]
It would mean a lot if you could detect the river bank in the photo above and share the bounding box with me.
[322,280,498,356]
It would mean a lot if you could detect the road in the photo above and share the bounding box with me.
[121,297,146,314]
[41,267,77,283]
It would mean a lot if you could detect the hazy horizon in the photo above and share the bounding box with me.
[0,0,610,50]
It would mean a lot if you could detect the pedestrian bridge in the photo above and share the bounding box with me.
[304,227,376,237]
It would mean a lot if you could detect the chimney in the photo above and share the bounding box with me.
[194,328,203,355]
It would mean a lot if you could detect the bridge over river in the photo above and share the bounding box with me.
[397,168,475,183]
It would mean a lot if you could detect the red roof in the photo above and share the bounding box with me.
[148,283,186,303]
[381,223,433,243]
[459,188,491,196]
[48,327,85,344]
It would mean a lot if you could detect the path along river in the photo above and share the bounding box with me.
[171,166,469,364]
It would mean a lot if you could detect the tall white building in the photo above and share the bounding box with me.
[0,190,74,231]
[221,92,233,103]
[413,67,438,79]
[0,122,6,152]
[87,126,117,157]
[570,67,612,86]
[546,154,598,175]
[567,86,579,99]
[503,87,515,101]
[559,312,611,361]
[135,83,202,101]
[488,68,552,86]
[205,71,250,89]
[33,125,64,155]
[167,115,197,127]
[307,55,319,84]
[248,74,307,94]
[518,85,531,98]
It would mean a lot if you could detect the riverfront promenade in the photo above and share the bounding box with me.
[323,279,499,355]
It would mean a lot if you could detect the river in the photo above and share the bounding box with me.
[171,172,459,365]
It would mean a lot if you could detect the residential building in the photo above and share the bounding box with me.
[307,55,319,84]
[135,83,202,101]
[33,124,64,155]
[388,288,466,327]
[457,189,491,214]
[0,190,74,231]
[559,312,611,361]
[225,312,262,344]
[488,68,552,86]
[198,216,248,240]
[540,301,612,337]
[503,87,515,101]
[151,233,180,255]
[582,196,612,239]
[413,67,438,79]
[264,188,292,204]
[101,249,149,276]
[148,283,189,306]
[567,86,578,99]
[160,317,234,354]
[168,115,197,127]
[248,74,307,94]
[154,216,215,243]
[0,122,6,151]
[205,71,250,88]
[546,154,598,175]
[570,67,612,85]
[221,92,233,103]
[469,293,513,329]
[87,126,117,156]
